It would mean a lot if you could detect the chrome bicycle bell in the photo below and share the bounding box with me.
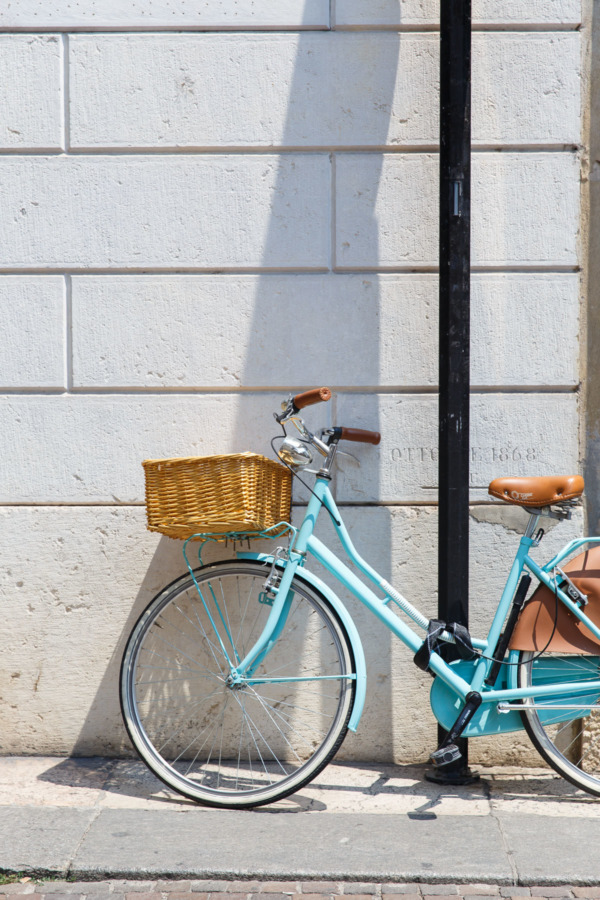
[278,437,313,468]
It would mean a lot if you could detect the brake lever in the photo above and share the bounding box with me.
[291,417,311,439]
[318,430,360,467]
[274,396,295,424]
[292,418,329,456]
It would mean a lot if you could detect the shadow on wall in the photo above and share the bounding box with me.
[236,15,400,762]
[73,2,406,762]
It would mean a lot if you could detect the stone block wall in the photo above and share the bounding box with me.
[0,1,586,764]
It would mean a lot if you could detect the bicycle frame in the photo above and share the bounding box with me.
[231,474,600,736]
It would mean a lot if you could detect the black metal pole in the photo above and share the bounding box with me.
[428,0,475,783]
[439,0,471,628]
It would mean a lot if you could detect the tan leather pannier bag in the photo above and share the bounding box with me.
[510,545,600,654]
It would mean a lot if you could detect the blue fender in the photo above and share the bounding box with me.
[237,551,367,732]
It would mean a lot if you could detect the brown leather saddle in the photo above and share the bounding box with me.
[488,474,584,508]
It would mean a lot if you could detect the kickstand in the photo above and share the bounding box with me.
[425,693,483,786]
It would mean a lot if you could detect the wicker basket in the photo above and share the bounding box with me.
[142,452,292,540]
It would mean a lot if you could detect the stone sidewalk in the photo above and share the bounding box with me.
[3,758,600,885]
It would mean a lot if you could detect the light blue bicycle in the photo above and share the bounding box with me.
[121,388,600,808]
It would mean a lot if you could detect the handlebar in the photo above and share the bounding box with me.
[275,388,380,447]
[336,427,381,446]
[276,386,332,423]
[293,387,331,410]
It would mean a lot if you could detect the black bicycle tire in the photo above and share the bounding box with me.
[517,649,600,797]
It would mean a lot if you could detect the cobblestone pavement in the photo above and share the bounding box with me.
[3,883,600,900]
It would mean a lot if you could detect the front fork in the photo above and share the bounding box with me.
[232,482,332,681]
[229,552,302,683]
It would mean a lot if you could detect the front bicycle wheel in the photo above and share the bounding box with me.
[517,650,600,796]
[120,560,356,808]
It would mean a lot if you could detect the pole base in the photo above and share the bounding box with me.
[424,763,480,786]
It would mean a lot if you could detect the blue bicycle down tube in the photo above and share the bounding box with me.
[306,533,473,700]
[292,478,473,701]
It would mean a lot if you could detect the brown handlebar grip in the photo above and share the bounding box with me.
[293,387,332,410]
[340,427,381,445]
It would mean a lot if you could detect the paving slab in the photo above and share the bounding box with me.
[500,816,600,885]
[0,807,96,874]
[70,810,512,883]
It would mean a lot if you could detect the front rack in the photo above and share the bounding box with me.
[183,521,297,568]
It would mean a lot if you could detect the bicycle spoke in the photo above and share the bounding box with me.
[205,579,240,667]
[235,700,247,791]
[236,695,274,787]
[156,688,225,753]
[138,640,220,681]
[143,629,222,681]
[183,731,213,779]
[135,675,216,687]
[213,578,240,665]
[255,694,339,717]
[230,689,289,777]
[216,701,227,789]
[247,688,304,764]
[156,608,226,666]
[177,596,231,675]
[236,576,260,660]
[252,701,337,734]
[247,688,327,752]
[259,641,332,678]
[186,692,231,773]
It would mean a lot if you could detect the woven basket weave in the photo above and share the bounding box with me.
[143,452,292,540]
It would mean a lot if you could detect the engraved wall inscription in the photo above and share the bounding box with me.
[390,446,539,464]
[389,445,543,494]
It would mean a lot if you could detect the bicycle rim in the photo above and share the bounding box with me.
[120,561,356,808]
[518,650,600,796]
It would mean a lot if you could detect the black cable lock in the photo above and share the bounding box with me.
[414,619,476,673]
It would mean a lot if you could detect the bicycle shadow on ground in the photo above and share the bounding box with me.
[34,754,327,811]
[34,757,599,814]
